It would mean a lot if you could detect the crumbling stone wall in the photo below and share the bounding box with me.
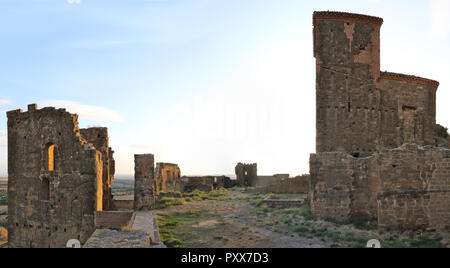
[314,11,382,157]
[248,175,311,194]
[309,152,379,221]
[80,127,115,210]
[253,176,282,188]
[235,163,257,186]
[376,145,450,230]
[214,176,236,189]
[181,176,236,192]
[310,145,450,230]
[155,163,181,193]
[378,73,438,148]
[181,176,215,192]
[310,11,449,230]
[134,154,156,211]
[313,11,440,157]
[7,104,104,248]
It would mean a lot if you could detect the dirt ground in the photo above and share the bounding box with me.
[154,190,450,248]
[155,191,328,248]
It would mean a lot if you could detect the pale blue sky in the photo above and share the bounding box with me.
[1,0,450,176]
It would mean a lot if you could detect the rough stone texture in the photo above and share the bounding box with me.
[155,163,182,193]
[253,176,282,187]
[83,229,165,248]
[181,176,215,192]
[261,198,305,209]
[80,127,115,211]
[181,176,236,192]
[247,175,311,194]
[378,74,437,149]
[94,211,134,230]
[214,176,237,189]
[310,145,450,230]
[313,11,440,158]
[309,152,379,221]
[235,163,257,186]
[113,196,134,211]
[310,11,449,230]
[84,211,165,248]
[134,154,156,211]
[7,104,104,248]
[376,145,450,230]
[132,211,162,245]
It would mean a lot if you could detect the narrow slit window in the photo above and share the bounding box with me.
[41,177,51,201]
[46,143,55,171]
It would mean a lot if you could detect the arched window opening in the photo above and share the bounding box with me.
[46,143,55,171]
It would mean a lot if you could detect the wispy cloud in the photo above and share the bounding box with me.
[67,0,81,4]
[0,99,11,113]
[40,100,124,123]
[429,0,450,38]
[0,99,10,105]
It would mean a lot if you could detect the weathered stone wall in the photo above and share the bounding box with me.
[214,176,236,189]
[376,145,450,230]
[313,12,440,157]
[253,176,282,187]
[7,104,103,248]
[378,74,438,149]
[309,152,379,221]
[310,144,450,230]
[235,163,257,186]
[314,11,382,157]
[181,176,215,192]
[134,154,156,211]
[261,198,305,209]
[181,176,236,192]
[80,127,115,210]
[155,163,182,193]
[248,175,311,194]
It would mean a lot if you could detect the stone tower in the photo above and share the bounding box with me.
[134,154,156,211]
[314,11,383,157]
[235,163,257,186]
[80,127,116,210]
[313,11,439,157]
[7,104,104,248]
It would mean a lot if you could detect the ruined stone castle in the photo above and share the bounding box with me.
[310,11,450,230]
[6,105,171,248]
[7,104,115,247]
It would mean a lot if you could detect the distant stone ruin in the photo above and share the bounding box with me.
[181,176,235,192]
[235,163,257,186]
[80,127,116,211]
[134,154,156,211]
[310,11,450,230]
[7,104,115,248]
[246,175,311,194]
[155,163,182,194]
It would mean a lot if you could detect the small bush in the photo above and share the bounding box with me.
[437,125,449,139]
[409,237,444,248]
[156,197,186,209]
[0,191,7,206]
[294,226,310,234]
[0,217,6,228]
[157,210,205,248]
[249,199,263,207]
[256,205,270,215]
